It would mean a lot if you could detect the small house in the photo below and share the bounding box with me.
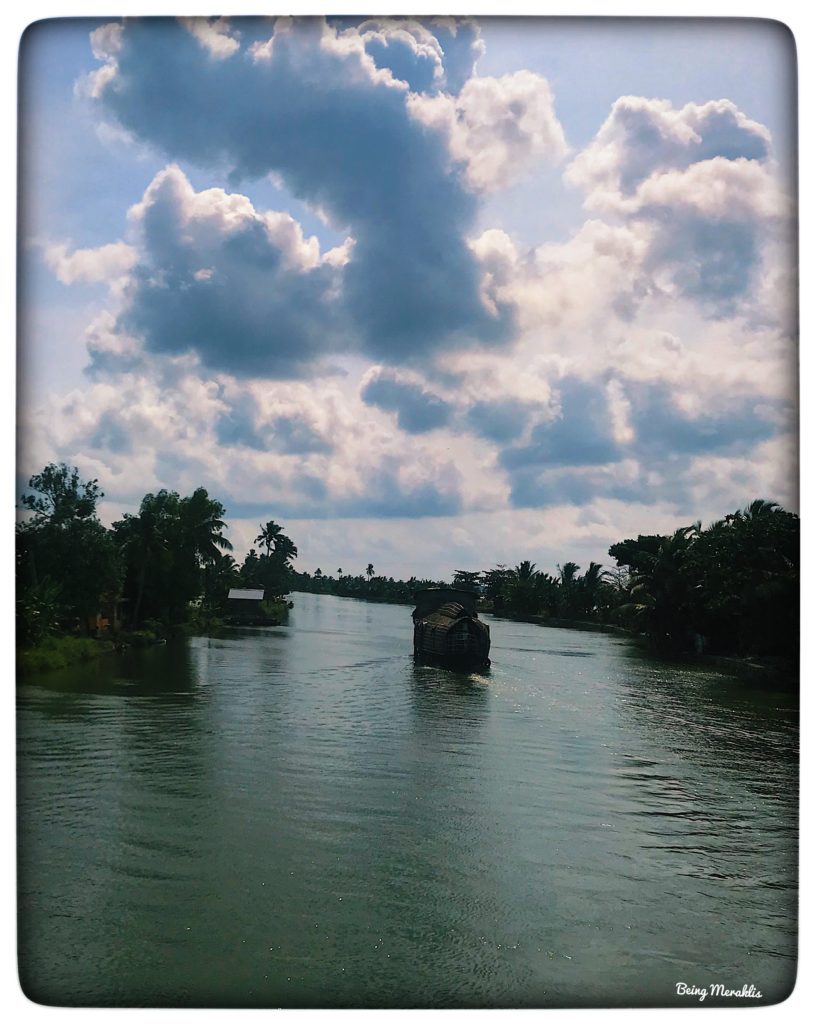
[227,588,266,617]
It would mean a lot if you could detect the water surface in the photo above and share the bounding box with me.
[17,592,798,1007]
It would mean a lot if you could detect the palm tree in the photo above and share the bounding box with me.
[205,551,239,607]
[741,498,781,521]
[507,560,541,615]
[366,563,375,580]
[183,488,233,564]
[578,561,604,618]
[618,527,697,653]
[180,489,233,612]
[113,491,172,626]
[255,520,284,558]
[272,534,298,566]
[514,560,539,581]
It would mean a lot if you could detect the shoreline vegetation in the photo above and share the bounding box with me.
[17,464,798,685]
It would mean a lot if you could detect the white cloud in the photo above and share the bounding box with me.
[408,70,568,192]
[566,96,772,207]
[179,17,241,60]
[43,241,138,285]
[630,157,785,220]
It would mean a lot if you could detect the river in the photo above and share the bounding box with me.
[17,591,798,1007]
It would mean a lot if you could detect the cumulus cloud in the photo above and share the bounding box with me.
[500,378,623,473]
[44,240,137,284]
[356,18,446,93]
[361,368,454,433]
[470,221,650,333]
[88,16,515,363]
[179,16,241,59]
[426,17,485,94]
[565,97,788,314]
[464,398,535,444]
[329,15,484,95]
[497,374,784,511]
[408,70,568,192]
[31,18,793,544]
[566,97,771,204]
[215,387,334,454]
[116,165,347,377]
[22,352,473,521]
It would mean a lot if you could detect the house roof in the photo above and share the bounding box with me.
[228,588,265,601]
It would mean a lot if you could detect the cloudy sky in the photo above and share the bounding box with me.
[17,15,798,580]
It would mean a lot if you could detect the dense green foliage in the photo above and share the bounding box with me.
[466,499,798,661]
[463,559,617,623]
[16,465,120,645]
[609,500,799,658]
[113,487,234,628]
[292,568,447,604]
[16,464,298,648]
[18,464,797,670]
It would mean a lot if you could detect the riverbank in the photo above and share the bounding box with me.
[487,609,633,637]
[222,599,290,627]
[17,636,116,676]
[490,611,796,686]
[17,600,292,678]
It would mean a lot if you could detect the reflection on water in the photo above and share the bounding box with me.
[17,593,797,1007]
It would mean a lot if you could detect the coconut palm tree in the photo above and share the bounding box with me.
[255,520,284,558]
[272,533,298,566]
[113,491,173,626]
[617,527,697,653]
[183,488,233,564]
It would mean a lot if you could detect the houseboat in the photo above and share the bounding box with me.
[412,588,491,669]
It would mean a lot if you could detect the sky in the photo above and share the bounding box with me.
[16,15,798,581]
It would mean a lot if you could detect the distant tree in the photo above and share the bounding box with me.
[204,551,239,608]
[239,548,262,588]
[482,565,512,611]
[574,561,604,618]
[366,563,375,580]
[452,569,481,591]
[505,561,541,615]
[255,520,284,558]
[242,521,299,597]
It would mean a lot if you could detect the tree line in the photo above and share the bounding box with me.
[16,463,299,646]
[17,465,798,666]
[292,565,448,605]
[294,499,799,662]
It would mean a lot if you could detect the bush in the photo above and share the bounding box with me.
[17,636,112,676]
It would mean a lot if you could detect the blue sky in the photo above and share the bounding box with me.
[17,16,798,579]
